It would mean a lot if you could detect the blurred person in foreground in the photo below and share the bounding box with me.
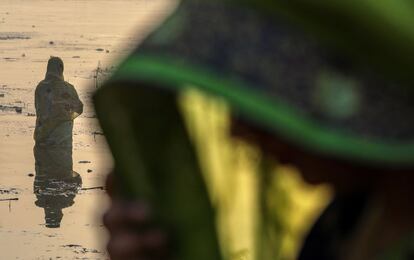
[34,57,83,228]
[94,1,414,259]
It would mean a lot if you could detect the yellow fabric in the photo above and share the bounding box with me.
[179,89,332,260]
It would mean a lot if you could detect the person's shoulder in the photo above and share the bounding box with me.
[35,80,48,91]
[64,81,75,89]
[36,79,46,86]
[63,81,79,96]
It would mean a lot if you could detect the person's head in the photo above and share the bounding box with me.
[46,56,64,80]
[95,0,414,193]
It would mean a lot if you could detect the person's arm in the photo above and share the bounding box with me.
[34,83,44,116]
[65,83,83,119]
[34,88,39,112]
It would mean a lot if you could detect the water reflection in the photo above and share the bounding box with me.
[33,145,82,228]
[32,56,84,228]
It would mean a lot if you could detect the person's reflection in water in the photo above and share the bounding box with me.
[33,57,83,228]
[33,146,82,228]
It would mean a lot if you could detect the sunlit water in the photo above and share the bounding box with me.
[0,1,330,259]
[0,1,175,258]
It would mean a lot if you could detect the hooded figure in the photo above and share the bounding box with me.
[34,57,83,147]
[95,1,414,259]
[34,57,83,227]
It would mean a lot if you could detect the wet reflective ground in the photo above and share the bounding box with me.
[0,115,112,259]
[0,0,174,258]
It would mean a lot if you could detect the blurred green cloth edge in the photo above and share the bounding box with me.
[93,81,223,260]
[97,54,414,167]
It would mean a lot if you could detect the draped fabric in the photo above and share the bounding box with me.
[34,57,83,147]
[94,1,414,259]
[33,57,83,228]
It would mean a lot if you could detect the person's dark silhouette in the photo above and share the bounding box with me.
[33,143,82,228]
[33,57,83,228]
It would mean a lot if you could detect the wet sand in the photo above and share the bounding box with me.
[0,1,175,258]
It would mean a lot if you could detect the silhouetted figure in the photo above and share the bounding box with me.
[33,57,83,228]
[34,57,83,148]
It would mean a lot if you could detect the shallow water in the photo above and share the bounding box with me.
[0,106,113,260]
[0,1,330,259]
[0,0,175,258]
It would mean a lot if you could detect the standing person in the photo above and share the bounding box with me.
[34,57,83,227]
[34,56,83,149]
[94,1,414,259]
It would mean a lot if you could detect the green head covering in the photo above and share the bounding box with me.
[96,0,414,168]
[236,0,414,83]
[94,1,414,259]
